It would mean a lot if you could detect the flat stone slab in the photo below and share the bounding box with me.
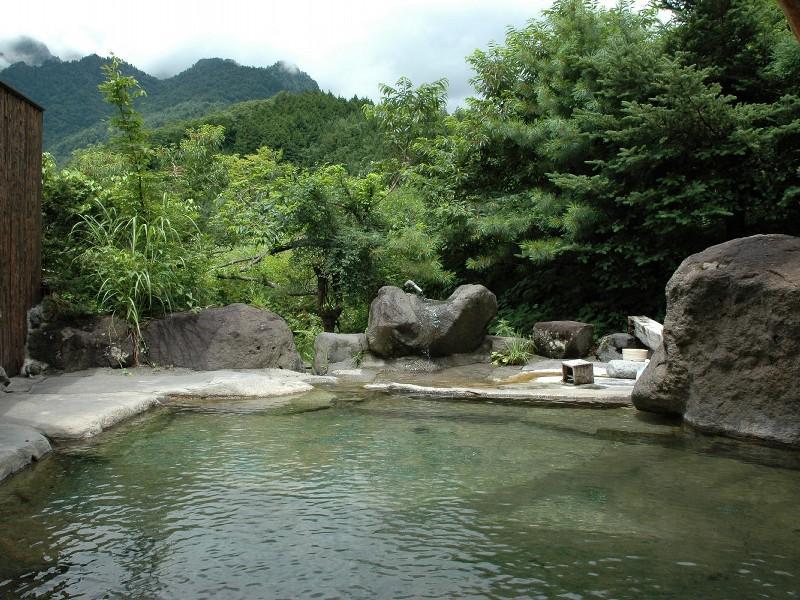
[0,423,52,482]
[0,368,313,442]
[364,382,632,408]
[0,391,163,439]
[628,315,663,351]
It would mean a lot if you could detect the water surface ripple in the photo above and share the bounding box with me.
[1,393,799,599]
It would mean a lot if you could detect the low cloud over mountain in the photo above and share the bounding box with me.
[0,36,58,69]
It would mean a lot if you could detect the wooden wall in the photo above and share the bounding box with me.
[1,83,43,376]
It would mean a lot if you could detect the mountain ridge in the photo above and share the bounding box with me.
[0,53,319,157]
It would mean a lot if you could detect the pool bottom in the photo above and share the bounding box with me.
[1,392,798,599]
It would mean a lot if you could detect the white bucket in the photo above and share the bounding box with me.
[622,348,649,362]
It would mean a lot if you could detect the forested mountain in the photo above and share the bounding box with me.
[0,54,318,158]
[150,91,384,173]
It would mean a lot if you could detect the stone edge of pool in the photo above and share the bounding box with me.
[0,365,633,484]
[0,368,332,483]
[364,382,632,408]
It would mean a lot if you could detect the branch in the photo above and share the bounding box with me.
[214,273,314,296]
[286,290,316,297]
[211,239,311,271]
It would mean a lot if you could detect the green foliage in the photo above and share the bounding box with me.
[156,124,228,228]
[73,198,208,351]
[36,0,800,353]
[490,320,534,366]
[41,154,104,302]
[410,0,800,329]
[364,77,449,168]
[151,91,383,174]
[99,55,150,210]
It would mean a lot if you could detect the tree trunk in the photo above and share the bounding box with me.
[320,308,342,333]
[778,0,800,43]
[315,271,342,332]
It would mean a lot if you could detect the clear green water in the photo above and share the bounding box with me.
[1,389,799,599]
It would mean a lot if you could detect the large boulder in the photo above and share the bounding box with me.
[365,285,497,358]
[532,321,593,359]
[143,304,303,371]
[632,235,800,447]
[27,314,134,372]
[313,333,368,374]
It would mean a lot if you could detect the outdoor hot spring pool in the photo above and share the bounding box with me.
[1,388,799,599]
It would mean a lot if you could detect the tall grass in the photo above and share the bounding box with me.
[74,198,203,363]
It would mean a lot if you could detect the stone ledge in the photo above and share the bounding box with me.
[0,368,321,484]
[364,382,632,408]
[0,423,52,482]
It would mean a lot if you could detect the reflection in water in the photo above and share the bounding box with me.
[0,391,798,599]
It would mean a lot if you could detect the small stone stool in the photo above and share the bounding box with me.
[562,359,594,385]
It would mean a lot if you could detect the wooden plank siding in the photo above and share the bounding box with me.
[0,82,43,376]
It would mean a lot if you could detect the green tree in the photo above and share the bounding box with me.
[414,0,800,330]
[364,77,449,184]
[213,148,452,331]
[98,54,151,211]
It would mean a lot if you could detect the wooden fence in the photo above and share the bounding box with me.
[1,81,43,376]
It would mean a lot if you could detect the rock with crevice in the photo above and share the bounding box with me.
[143,304,304,371]
[632,234,800,448]
[366,285,497,358]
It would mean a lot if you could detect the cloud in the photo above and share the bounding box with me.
[0,36,58,69]
[277,60,300,75]
[0,0,641,107]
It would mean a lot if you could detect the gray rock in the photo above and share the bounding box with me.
[628,316,664,351]
[632,234,800,448]
[596,333,643,362]
[0,367,9,387]
[27,315,134,372]
[366,285,497,358]
[313,333,368,374]
[21,358,48,377]
[532,321,594,359]
[0,423,52,482]
[607,359,647,379]
[143,304,303,371]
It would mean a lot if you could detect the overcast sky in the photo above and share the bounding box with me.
[0,0,633,109]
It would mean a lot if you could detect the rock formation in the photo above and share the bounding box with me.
[632,234,800,447]
[595,333,643,362]
[366,285,497,358]
[27,314,134,372]
[313,333,368,374]
[532,321,593,359]
[143,304,304,371]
